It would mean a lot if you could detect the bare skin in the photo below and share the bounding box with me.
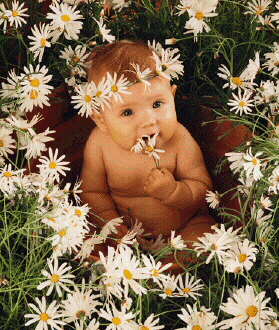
[81,76,216,255]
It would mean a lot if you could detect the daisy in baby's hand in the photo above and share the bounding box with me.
[131,133,165,168]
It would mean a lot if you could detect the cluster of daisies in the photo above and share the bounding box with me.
[23,226,279,330]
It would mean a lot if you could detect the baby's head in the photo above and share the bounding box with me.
[87,40,179,151]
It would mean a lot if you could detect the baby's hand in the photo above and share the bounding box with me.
[144,167,177,201]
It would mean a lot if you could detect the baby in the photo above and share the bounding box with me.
[80,40,216,254]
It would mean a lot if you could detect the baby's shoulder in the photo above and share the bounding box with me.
[85,127,108,149]
[174,123,194,142]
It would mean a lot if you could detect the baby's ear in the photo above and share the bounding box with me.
[171,84,177,96]
[91,111,108,132]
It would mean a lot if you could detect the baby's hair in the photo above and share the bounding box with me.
[87,40,157,83]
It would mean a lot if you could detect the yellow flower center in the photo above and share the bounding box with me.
[252,158,258,166]
[165,288,173,295]
[40,312,50,322]
[239,101,246,107]
[76,310,86,319]
[256,9,263,15]
[61,14,70,22]
[152,269,159,277]
[12,10,18,17]
[30,90,39,99]
[4,171,12,178]
[246,305,258,317]
[195,11,204,20]
[41,38,47,47]
[73,56,80,63]
[141,326,150,330]
[192,326,202,330]
[183,287,191,293]
[232,77,243,86]
[112,317,122,325]
[123,269,133,279]
[111,85,118,92]
[234,267,241,273]
[30,78,40,87]
[238,253,247,263]
[146,146,154,152]
[48,217,56,223]
[212,243,218,250]
[59,229,67,237]
[51,274,60,282]
[96,91,102,98]
[0,139,3,147]
[75,209,82,216]
[49,162,57,169]
[84,95,92,103]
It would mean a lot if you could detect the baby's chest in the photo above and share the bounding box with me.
[104,151,177,196]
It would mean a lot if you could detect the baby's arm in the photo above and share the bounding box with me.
[144,127,212,213]
[80,129,128,238]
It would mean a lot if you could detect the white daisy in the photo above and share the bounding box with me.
[71,83,99,117]
[7,0,29,29]
[74,233,104,261]
[0,3,9,33]
[263,42,279,76]
[244,0,271,18]
[175,273,204,299]
[61,280,102,326]
[100,217,124,238]
[184,0,218,40]
[24,296,65,330]
[158,275,178,299]
[193,228,235,264]
[260,195,273,211]
[141,254,172,285]
[224,238,258,272]
[46,1,83,41]
[37,257,75,297]
[217,64,256,90]
[218,285,277,329]
[153,47,184,80]
[20,127,55,159]
[227,90,255,116]
[225,151,245,173]
[37,148,70,183]
[129,63,152,86]
[112,0,131,12]
[139,314,164,330]
[107,72,131,102]
[116,246,149,297]
[178,304,217,330]
[243,147,264,181]
[0,163,25,196]
[242,51,261,82]
[268,165,279,193]
[28,23,51,62]
[176,0,193,16]
[250,205,272,226]
[99,303,135,330]
[205,190,220,209]
[18,64,53,112]
[94,16,115,43]
[170,231,187,250]
[89,78,111,111]
[0,126,16,157]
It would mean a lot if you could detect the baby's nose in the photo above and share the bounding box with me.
[141,108,157,127]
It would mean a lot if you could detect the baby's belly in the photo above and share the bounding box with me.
[111,193,194,238]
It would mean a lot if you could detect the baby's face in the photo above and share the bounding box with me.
[96,75,178,151]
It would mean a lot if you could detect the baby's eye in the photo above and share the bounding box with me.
[153,101,163,108]
[122,109,133,116]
